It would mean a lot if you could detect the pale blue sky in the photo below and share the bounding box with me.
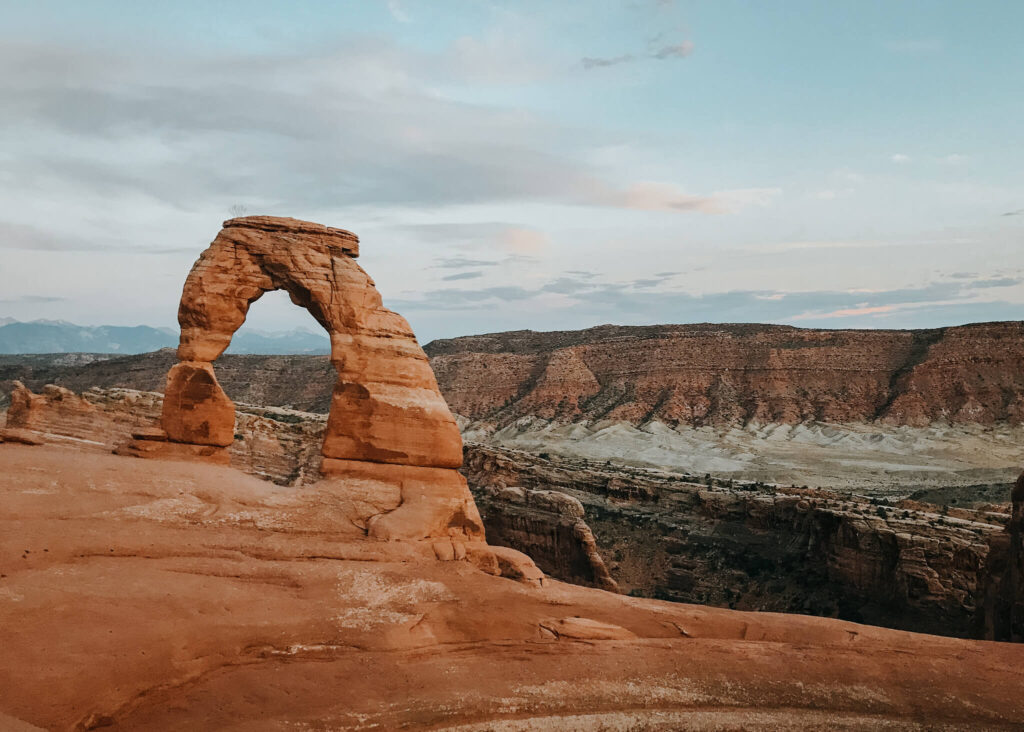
[1,1,1022,342]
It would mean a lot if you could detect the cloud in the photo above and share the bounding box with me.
[891,153,911,164]
[942,153,969,165]
[652,41,693,59]
[604,183,780,213]
[0,43,621,213]
[498,227,548,254]
[582,38,693,70]
[396,223,550,258]
[971,277,1021,289]
[434,256,502,270]
[0,294,67,304]
[795,304,895,319]
[0,221,197,254]
[441,271,484,281]
[582,55,635,69]
[393,272,1024,334]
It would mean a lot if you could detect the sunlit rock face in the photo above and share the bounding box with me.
[164,215,461,468]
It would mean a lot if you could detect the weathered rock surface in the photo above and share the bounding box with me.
[426,322,1024,427]
[7,380,1022,640]
[474,484,619,593]
[1,445,1023,730]
[157,215,460,469]
[977,474,1024,642]
[463,443,1024,640]
[117,216,478,553]
[2,382,616,596]
[160,361,235,446]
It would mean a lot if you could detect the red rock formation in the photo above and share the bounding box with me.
[474,484,619,593]
[425,322,1024,427]
[1,445,1023,729]
[146,215,460,470]
[103,216,538,566]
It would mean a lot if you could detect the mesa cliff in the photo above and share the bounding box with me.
[426,322,1024,427]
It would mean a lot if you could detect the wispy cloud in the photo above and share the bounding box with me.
[582,54,635,69]
[441,271,484,281]
[395,272,1024,335]
[434,256,502,270]
[583,33,693,70]
[602,183,780,213]
[652,41,693,59]
[0,294,67,304]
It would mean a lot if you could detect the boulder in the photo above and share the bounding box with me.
[160,362,235,447]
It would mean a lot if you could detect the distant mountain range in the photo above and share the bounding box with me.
[0,319,330,355]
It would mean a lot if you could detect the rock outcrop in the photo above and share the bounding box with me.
[2,381,618,595]
[474,484,619,593]
[977,473,1024,641]
[119,216,477,547]
[463,443,1023,639]
[7,380,1023,640]
[426,322,1024,428]
[142,216,460,469]
[2,444,1023,730]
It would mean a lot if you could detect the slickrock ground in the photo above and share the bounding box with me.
[5,382,1022,640]
[3,444,1024,731]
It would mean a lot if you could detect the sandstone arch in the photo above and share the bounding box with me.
[125,215,496,546]
[161,215,462,469]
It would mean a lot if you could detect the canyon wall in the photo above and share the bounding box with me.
[473,484,619,592]
[427,322,1024,427]
[463,443,1021,640]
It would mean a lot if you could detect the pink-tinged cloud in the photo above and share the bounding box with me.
[600,182,780,214]
[795,305,896,320]
[499,227,548,254]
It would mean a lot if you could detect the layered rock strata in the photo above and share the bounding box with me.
[463,443,1024,640]
[7,321,1024,430]
[426,322,1024,428]
[474,484,619,592]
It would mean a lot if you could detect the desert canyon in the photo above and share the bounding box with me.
[2,217,1024,730]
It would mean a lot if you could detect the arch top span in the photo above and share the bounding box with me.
[159,215,463,471]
